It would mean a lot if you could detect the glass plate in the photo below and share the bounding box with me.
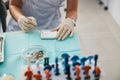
[21,45,47,62]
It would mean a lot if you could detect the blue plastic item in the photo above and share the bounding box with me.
[44,65,52,71]
[88,55,93,64]
[94,54,98,67]
[61,53,70,58]
[61,53,69,65]
[55,57,58,64]
[80,57,87,66]
[71,55,79,66]
[54,57,60,75]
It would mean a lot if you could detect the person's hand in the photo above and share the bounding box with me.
[18,16,37,32]
[52,18,75,40]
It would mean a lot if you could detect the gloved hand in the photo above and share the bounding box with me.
[18,16,37,32]
[52,18,75,40]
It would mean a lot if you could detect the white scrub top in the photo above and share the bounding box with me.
[7,0,64,31]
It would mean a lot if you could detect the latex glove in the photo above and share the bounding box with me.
[18,16,37,32]
[52,18,75,40]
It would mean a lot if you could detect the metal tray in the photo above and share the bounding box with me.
[0,36,4,62]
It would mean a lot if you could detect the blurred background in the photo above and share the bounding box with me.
[1,0,120,80]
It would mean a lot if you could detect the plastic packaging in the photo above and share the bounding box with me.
[21,45,47,63]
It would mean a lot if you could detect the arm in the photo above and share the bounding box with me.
[9,0,23,21]
[9,0,37,32]
[66,0,78,21]
[52,0,78,40]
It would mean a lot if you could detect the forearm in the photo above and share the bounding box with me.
[66,0,78,21]
[9,0,23,22]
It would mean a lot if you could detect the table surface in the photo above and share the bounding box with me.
[0,30,81,80]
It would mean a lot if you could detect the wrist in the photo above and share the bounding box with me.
[17,16,26,22]
[65,18,76,27]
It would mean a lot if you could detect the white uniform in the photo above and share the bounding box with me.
[7,0,64,31]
